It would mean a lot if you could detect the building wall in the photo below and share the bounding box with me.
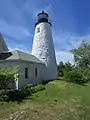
[0,61,45,89]
[18,61,45,88]
[32,22,57,80]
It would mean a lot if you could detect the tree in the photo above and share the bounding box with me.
[64,61,73,71]
[63,67,89,85]
[0,66,19,91]
[70,41,90,68]
[57,61,65,76]
[57,61,73,77]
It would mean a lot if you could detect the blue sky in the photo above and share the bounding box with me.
[0,0,90,63]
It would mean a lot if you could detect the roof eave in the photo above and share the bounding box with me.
[0,59,45,65]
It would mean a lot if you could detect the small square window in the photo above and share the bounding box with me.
[25,68,28,79]
[37,28,40,33]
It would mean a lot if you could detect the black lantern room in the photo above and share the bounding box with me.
[35,11,51,27]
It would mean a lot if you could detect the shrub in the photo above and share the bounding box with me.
[22,84,32,96]
[0,90,9,101]
[0,66,19,90]
[57,61,73,77]
[0,83,45,102]
[31,84,45,93]
[6,90,26,101]
[82,68,90,82]
[63,68,89,85]
[7,84,45,101]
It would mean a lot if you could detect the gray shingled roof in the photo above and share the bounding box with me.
[0,34,9,52]
[0,50,44,64]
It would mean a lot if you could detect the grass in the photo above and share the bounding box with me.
[0,80,90,120]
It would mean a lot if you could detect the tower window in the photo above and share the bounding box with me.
[25,68,28,79]
[35,68,37,77]
[37,27,40,33]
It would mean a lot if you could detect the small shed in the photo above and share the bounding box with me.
[0,50,45,89]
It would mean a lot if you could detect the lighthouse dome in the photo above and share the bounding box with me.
[35,11,51,26]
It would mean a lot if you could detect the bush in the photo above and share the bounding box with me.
[6,90,26,101]
[31,84,45,93]
[82,68,90,82]
[57,61,73,77]
[63,68,89,85]
[0,66,19,90]
[0,90,9,101]
[0,90,24,101]
[22,84,32,96]
[0,83,45,102]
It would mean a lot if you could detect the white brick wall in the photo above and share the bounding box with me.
[32,22,57,80]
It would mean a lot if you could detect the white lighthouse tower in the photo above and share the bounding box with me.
[32,11,57,80]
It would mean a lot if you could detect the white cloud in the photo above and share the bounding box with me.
[24,0,40,19]
[54,31,90,64]
[0,19,32,41]
[53,28,90,51]
[33,4,53,19]
[0,0,28,27]
[1,0,90,65]
[8,46,31,53]
[44,4,53,18]
[23,29,32,36]
[55,50,74,64]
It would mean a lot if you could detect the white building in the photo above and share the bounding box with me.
[0,11,57,89]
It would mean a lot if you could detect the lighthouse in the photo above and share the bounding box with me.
[32,11,57,80]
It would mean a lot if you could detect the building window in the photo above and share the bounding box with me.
[35,68,37,77]
[37,27,40,33]
[0,64,2,70]
[25,68,28,79]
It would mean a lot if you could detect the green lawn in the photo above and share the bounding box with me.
[0,80,90,120]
